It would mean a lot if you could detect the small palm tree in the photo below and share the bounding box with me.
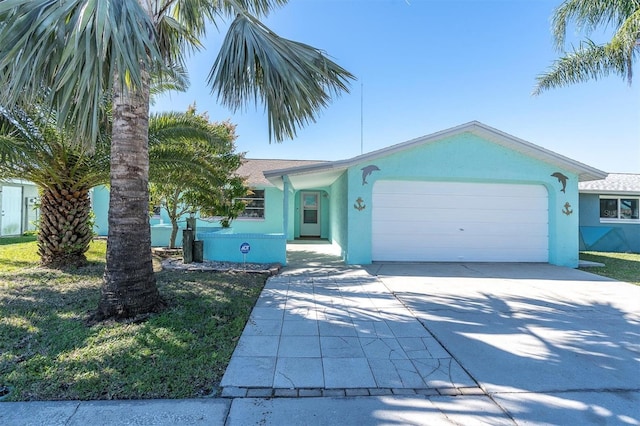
[0,106,110,267]
[148,109,247,248]
[534,0,640,94]
[0,105,242,265]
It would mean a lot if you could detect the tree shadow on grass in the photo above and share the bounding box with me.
[0,267,266,401]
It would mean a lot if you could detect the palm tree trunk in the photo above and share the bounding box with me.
[96,70,164,320]
[38,184,92,267]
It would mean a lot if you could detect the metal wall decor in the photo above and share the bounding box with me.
[551,172,568,193]
[354,197,366,211]
[361,165,380,185]
[563,202,573,216]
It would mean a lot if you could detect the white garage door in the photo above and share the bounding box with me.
[372,181,549,262]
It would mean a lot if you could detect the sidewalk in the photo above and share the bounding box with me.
[1,394,516,425]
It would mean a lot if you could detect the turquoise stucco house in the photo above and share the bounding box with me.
[92,121,608,267]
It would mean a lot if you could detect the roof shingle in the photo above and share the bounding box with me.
[579,173,640,194]
[237,159,326,186]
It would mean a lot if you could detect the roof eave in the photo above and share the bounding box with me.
[263,121,608,183]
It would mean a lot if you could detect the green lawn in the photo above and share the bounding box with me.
[0,238,266,401]
[580,251,640,285]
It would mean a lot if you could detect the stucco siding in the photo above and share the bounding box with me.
[92,185,110,236]
[329,172,348,257]
[92,185,286,246]
[345,132,579,267]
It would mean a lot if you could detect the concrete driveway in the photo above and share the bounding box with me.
[370,262,640,424]
[5,260,639,425]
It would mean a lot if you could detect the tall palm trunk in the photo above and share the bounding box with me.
[96,71,164,319]
[38,184,92,267]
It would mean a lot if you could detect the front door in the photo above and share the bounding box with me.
[1,186,23,236]
[300,192,321,237]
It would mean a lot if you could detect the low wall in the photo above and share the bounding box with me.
[199,230,286,265]
[151,225,221,247]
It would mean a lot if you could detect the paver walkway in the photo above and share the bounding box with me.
[220,245,481,397]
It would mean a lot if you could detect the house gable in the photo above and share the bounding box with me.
[341,130,586,266]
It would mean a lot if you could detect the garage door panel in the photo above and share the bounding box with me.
[372,231,548,248]
[374,194,547,211]
[373,209,547,224]
[374,247,548,262]
[375,180,548,197]
[372,226,548,240]
[372,181,549,262]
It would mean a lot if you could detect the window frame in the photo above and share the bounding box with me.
[599,196,640,223]
[236,189,266,221]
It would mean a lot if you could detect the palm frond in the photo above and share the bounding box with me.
[0,0,162,146]
[209,12,355,142]
[552,0,640,49]
[0,104,110,189]
[210,0,288,18]
[533,39,630,94]
[150,64,191,102]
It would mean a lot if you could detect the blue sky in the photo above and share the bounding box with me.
[152,0,640,173]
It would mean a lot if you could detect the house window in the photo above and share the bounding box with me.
[600,197,640,221]
[238,189,265,219]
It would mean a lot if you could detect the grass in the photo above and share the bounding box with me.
[0,238,267,401]
[0,236,106,273]
[579,251,640,286]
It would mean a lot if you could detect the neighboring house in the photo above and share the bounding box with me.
[0,179,39,236]
[579,174,640,252]
[91,121,609,267]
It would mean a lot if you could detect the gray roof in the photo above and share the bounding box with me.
[237,159,327,186]
[264,121,607,188]
[579,173,640,194]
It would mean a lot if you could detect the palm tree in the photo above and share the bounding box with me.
[0,1,354,320]
[0,106,110,267]
[534,0,640,94]
[0,105,241,265]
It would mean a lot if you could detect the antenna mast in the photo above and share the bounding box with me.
[360,82,364,155]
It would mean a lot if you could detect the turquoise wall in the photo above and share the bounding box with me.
[344,133,579,267]
[92,184,285,247]
[200,230,286,264]
[92,186,110,236]
[579,193,640,252]
[329,172,349,258]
